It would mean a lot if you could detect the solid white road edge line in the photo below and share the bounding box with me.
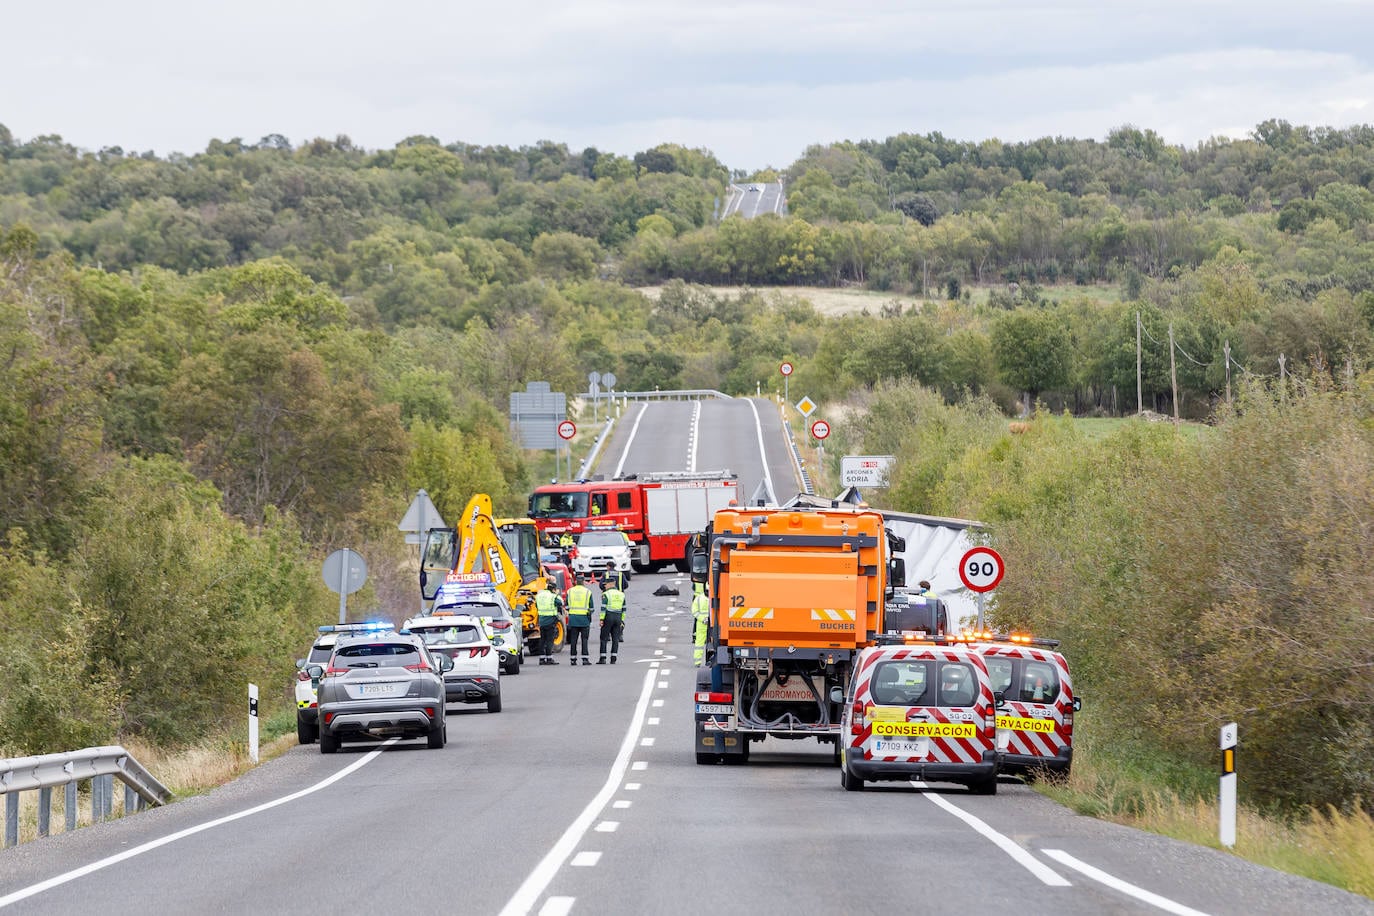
[688,401,701,472]
[1041,849,1213,916]
[745,397,777,504]
[914,783,1072,886]
[612,402,651,478]
[0,740,399,910]
[499,667,657,916]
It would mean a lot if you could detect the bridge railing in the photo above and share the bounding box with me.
[1,745,172,848]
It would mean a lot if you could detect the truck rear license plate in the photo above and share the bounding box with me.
[695,703,733,715]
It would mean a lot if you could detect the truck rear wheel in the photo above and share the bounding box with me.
[969,774,998,795]
[840,765,864,791]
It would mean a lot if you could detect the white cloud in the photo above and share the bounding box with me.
[3,1,1373,170]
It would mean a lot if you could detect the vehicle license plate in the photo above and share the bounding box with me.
[359,683,397,696]
[872,737,928,757]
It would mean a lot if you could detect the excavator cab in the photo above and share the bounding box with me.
[420,528,460,603]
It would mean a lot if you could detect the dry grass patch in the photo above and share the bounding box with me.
[636,285,929,317]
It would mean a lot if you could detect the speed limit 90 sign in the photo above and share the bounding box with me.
[958,547,1004,593]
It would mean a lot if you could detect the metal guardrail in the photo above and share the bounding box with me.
[1,745,172,848]
[575,417,616,480]
[578,388,731,402]
[782,412,814,495]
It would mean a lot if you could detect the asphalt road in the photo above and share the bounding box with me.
[1,571,1370,915]
[721,183,786,219]
[596,398,802,504]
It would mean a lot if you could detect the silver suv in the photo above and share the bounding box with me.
[308,633,452,753]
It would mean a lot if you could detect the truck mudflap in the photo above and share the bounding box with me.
[695,665,748,763]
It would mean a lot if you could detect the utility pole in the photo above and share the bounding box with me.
[1136,311,1143,416]
[1223,340,1232,406]
[1169,322,1179,425]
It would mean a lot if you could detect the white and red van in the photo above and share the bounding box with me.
[838,644,999,794]
[977,639,1078,779]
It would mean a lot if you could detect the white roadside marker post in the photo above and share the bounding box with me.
[1220,722,1237,847]
[249,683,260,764]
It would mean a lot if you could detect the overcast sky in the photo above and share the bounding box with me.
[5,1,1374,173]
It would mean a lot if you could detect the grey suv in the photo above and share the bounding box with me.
[307,633,452,753]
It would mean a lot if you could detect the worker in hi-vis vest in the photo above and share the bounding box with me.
[535,584,563,666]
[566,575,594,666]
[692,582,710,666]
[597,580,626,664]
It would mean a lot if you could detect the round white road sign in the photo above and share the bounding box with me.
[557,420,577,440]
[958,547,1004,593]
[780,361,794,376]
[810,419,830,440]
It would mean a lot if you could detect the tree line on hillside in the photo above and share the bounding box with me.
[1,120,1372,815]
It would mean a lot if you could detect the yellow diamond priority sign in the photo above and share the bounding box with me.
[795,396,817,417]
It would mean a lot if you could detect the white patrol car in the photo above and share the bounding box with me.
[431,575,525,675]
[295,621,394,744]
[404,613,502,712]
[572,522,634,575]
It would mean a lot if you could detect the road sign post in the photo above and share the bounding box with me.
[958,546,1004,630]
[323,548,368,624]
[1220,723,1238,847]
[557,420,574,483]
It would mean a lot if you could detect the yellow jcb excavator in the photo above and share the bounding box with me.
[419,494,567,656]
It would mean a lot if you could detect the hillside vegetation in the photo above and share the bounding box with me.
[1,120,1371,828]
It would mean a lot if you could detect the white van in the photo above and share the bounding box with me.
[838,644,999,793]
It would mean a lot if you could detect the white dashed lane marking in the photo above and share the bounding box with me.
[570,852,601,867]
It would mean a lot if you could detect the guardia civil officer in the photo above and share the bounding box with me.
[566,574,594,666]
[534,583,564,665]
[597,578,627,664]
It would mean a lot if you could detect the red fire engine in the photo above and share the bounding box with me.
[528,470,738,571]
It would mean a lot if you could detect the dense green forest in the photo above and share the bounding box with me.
[1,120,1370,814]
